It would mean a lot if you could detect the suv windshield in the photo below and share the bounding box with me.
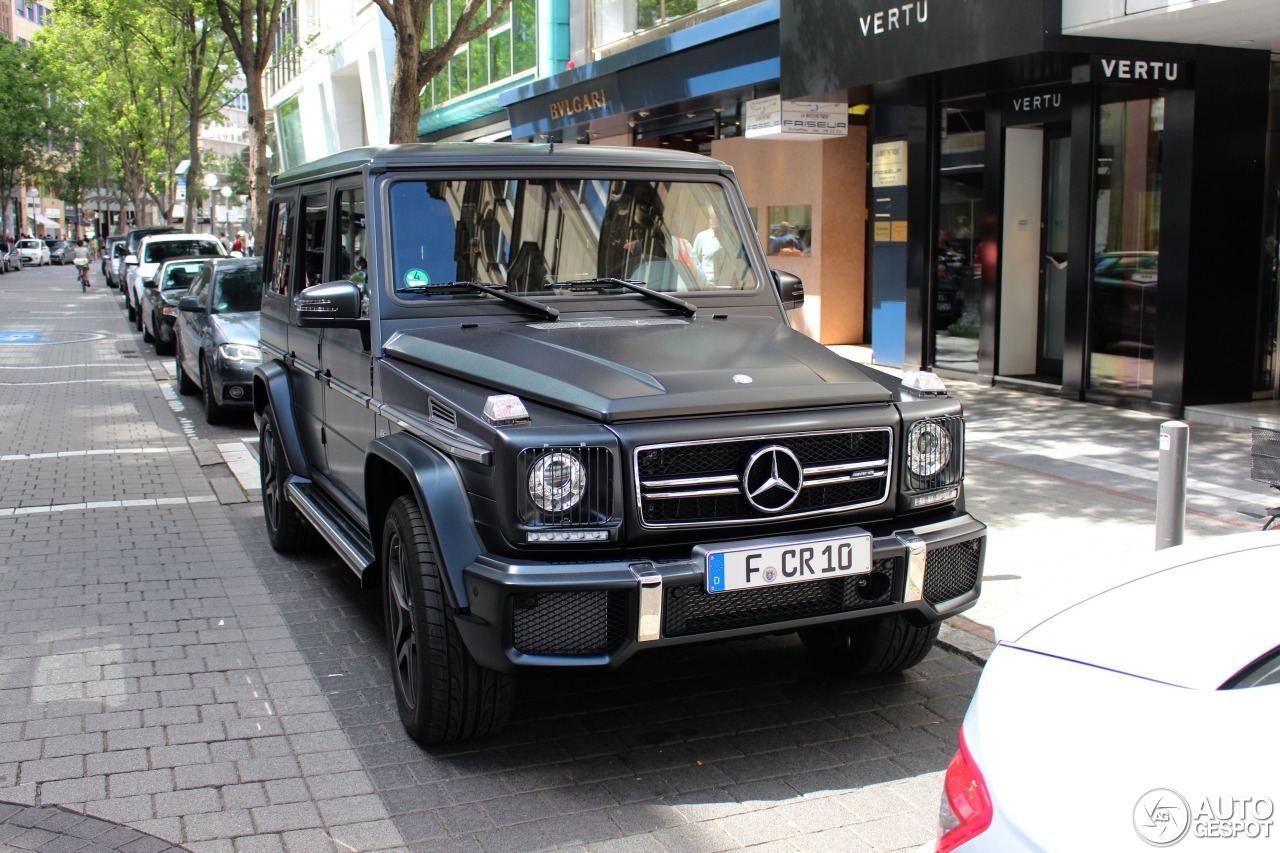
[144,240,222,263]
[388,178,757,302]
[213,265,263,313]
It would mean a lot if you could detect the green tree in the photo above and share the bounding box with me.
[211,0,288,252]
[0,40,59,238]
[372,0,514,144]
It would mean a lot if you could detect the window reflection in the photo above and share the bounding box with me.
[934,101,984,373]
[1089,96,1163,397]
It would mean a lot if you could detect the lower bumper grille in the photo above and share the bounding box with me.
[923,539,982,604]
[511,591,628,656]
[664,557,899,637]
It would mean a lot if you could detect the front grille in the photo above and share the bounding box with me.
[511,591,628,656]
[636,429,892,527]
[664,557,899,637]
[923,539,982,604]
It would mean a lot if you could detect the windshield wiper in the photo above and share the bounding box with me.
[556,278,696,317]
[400,281,559,321]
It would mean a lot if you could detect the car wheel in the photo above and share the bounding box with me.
[134,300,144,331]
[154,328,174,356]
[126,293,136,322]
[141,312,154,343]
[174,339,198,395]
[382,495,514,743]
[799,613,940,676]
[259,407,313,552]
[200,357,227,424]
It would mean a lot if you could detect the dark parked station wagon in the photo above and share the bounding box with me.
[255,144,986,743]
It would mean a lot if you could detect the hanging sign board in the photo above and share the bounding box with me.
[745,95,848,140]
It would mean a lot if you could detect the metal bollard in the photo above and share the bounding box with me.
[1156,421,1189,550]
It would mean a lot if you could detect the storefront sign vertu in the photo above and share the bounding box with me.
[858,1,928,37]
[745,95,848,141]
[1091,56,1192,86]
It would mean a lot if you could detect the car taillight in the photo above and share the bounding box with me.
[936,728,992,852]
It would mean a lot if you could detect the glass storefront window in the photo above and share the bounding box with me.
[934,101,984,373]
[1089,95,1164,397]
[592,0,752,52]
[424,0,536,110]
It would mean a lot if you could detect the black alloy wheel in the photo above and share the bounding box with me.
[258,407,312,552]
[382,495,513,743]
[200,357,227,424]
[174,339,198,395]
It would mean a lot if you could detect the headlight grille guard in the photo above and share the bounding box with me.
[516,445,614,527]
[903,416,965,494]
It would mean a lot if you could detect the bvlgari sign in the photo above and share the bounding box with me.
[745,96,848,140]
[781,0,1047,97]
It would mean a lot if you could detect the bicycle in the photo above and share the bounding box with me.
[74,257,90,291]
[1238,426,1280,529]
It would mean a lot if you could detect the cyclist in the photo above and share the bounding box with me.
[72,240,92,291]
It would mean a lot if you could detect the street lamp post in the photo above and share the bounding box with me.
[203,173,218,233]
[220,185,232,241]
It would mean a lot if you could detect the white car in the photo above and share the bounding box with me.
[125,233,226,331]
[934,532,1280,852]
[14,238,51,266]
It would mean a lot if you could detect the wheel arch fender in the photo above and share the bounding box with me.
[365,432,480,612]
[252,361,309,480]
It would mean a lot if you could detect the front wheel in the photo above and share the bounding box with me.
[174,339,198,395]
[259,407,313,552]
[141,311,154,342]
[383,495,514,743]
[799,613,939,676]
[200,358,227,424]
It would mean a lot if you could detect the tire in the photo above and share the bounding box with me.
[383,495,514,743]
[154,327,174,356]
[174,339,198,395]
[259,407,313,552]
[200,357,227,424]
[799,613,940,677]
[141,311,154,343]
[126,292,136,322]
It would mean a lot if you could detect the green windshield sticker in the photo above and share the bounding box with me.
[404,268,430,287]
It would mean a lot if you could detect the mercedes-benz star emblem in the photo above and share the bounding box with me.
[743,445,803,513]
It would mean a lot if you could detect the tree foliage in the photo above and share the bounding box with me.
[371,0,514,144]
[0,40,60,238]
[210,0,286,252]
[41,0,237,233]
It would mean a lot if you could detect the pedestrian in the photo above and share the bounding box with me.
[232,231,244,254]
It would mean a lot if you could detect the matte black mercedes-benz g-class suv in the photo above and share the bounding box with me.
[255,144,985,743]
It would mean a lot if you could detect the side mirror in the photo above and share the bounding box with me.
[144,280,158,290]
[297,281,363,326]
[177,295,205,313]
[125,254,139,266]
[771,269,805,311]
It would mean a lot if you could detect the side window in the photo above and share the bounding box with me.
[300,193,329,291]
[335,187,367,316]
[265,201,294,295]
[189,266,211,302]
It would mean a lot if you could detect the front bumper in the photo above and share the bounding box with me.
[458,513,985,673]
[211,357,259,408]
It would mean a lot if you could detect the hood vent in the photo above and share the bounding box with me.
[428,397,458,431]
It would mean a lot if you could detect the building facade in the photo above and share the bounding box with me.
[496,0,1279,416]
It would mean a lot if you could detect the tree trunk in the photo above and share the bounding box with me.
[388,35,422,144]
[244,63,270,253]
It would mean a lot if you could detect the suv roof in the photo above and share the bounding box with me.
[271,142,728,188]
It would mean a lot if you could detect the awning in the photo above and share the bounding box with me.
[35,214,60,229]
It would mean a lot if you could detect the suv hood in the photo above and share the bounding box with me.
[384,316,892,422]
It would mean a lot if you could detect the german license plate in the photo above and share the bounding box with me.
[705,533,872,594]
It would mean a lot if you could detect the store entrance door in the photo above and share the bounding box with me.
[998,125,1068,384]
[1038,132,1070,379]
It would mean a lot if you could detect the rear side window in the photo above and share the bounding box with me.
[144,240,222,263]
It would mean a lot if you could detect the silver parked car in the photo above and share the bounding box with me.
[174,257,263,423]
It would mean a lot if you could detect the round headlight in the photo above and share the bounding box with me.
[907,421,952,478]
[528,452,586,513]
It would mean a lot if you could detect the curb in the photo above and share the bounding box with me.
[937,615,995,664]
[0,801,188,852]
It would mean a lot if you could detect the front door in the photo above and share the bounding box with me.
[1037,132,1070,379]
